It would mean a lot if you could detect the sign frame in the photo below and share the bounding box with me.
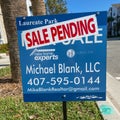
[16,11,107,102]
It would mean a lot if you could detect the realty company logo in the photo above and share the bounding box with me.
[30,48,58,61]
[30,48,76,61]
[66,49,75,58]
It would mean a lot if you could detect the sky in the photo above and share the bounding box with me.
[66,0,120,13]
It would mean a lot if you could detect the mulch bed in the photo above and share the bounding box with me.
[0,77,22,97]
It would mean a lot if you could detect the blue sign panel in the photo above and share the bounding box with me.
[16,11,107,102]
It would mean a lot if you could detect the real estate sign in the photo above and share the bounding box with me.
[16,11,107,102]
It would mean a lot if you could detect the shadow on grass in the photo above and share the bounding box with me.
[0,78,17,83]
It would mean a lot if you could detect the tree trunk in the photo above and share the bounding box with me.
[0,0,27,82]
[31,0,46,15]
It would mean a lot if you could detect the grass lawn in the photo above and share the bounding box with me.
[0,67,103,120]
[0,66,11,77]
[0,97,103,120]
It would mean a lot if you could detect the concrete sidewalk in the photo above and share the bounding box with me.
[0,53,10,68]
[97,73,120,120]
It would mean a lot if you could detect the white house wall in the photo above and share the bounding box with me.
[0,6,7,44]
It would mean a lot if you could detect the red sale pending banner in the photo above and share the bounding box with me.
[21,14,98,49]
